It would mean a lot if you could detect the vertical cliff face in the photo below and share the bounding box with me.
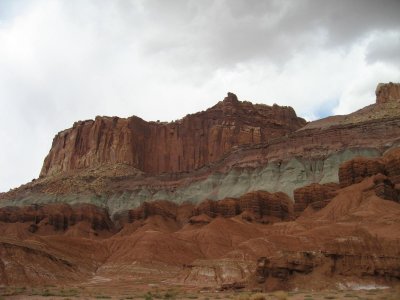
[40,93,306,177]
[376,82,400,104]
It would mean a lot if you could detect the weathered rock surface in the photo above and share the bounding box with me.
[385,148,400,184]
[113,190,293,225]
[376,82,400,105]
[40,93,306,177]
[293,183,339,215]
[3,84,400,214]
[255,240,400,291]
[1,152,400,290]
[193,191,293,222]
[0,203,114,234]
[338,149,400,201]
[339,157,386,188]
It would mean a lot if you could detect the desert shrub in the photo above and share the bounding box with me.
[272,290,288,300]
[235,293,250,300]
[144,292,154,300]
[249,292,267,300]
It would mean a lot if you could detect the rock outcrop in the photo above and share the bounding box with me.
[338,157,386,188]
[385,148,400,184]
[338,148,400,199]
[40,93,306,177]
[0,203,114,233]
[193,191,293,222]
[293,183,339,215]
[376,82,400,104]
[114,190,294,225]
[0,145,400,292]
[2,83,400,294]
[255,242,400,291]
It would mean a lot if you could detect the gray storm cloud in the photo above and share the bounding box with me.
[0,0,399,192]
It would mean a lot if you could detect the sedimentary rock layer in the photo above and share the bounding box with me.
[40,93,306,177]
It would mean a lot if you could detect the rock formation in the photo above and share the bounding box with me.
[113,190,293,226]
[0,203,114,233]
[376,82,400,104]
[40,93,306,177]
[192,191,293,222]
[338,157,386,188]
[2,84,400,214]
[293,183,339,215]
[1,83,400,294]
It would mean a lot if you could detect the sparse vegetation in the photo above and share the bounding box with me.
[249,292,267,300]
[40,289,55,297]
[272,290,288,300]
[235,292,251,300]
[144,292,154,300]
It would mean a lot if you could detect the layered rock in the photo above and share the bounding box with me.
[385,148,400,185]
[338,148,400,200]
[293,183,339,215]
[40,93,306,177]
[0,203,114,232]
[193,191,293,222]
[338,157,385,188]
[255,244,400,291]
[2,84,400,215]
[372,174,398,202]
[114,190,294,225]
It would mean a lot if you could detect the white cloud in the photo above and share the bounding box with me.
[0,0,399,192]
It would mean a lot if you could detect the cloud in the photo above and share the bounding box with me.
[366,31,400,67]
[0,0,400,191]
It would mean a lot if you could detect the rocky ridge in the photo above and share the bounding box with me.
[40,92,306,177]
[2,84,400,215]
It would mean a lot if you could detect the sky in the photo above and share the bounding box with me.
[0,0,400,192]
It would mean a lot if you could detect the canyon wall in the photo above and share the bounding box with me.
[2,83,400,216]
[40,93,305,177]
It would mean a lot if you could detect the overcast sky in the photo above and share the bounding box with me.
[1,0,400,192]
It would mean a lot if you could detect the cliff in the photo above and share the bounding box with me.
[376,82,400,104]
[40,93,306,177]
[1,83,400,293]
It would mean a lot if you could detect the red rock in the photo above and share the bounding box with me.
[376,82,400,104]
[372,174,398,202]
[40,93,306,177]
[193,191,293,222]
[384,148,400,185]
[0,203,114,232]
[293,183,340,215]
[338,157,385,188]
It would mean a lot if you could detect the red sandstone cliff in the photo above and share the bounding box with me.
[376,82,400,104]
[40,93,306,177]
